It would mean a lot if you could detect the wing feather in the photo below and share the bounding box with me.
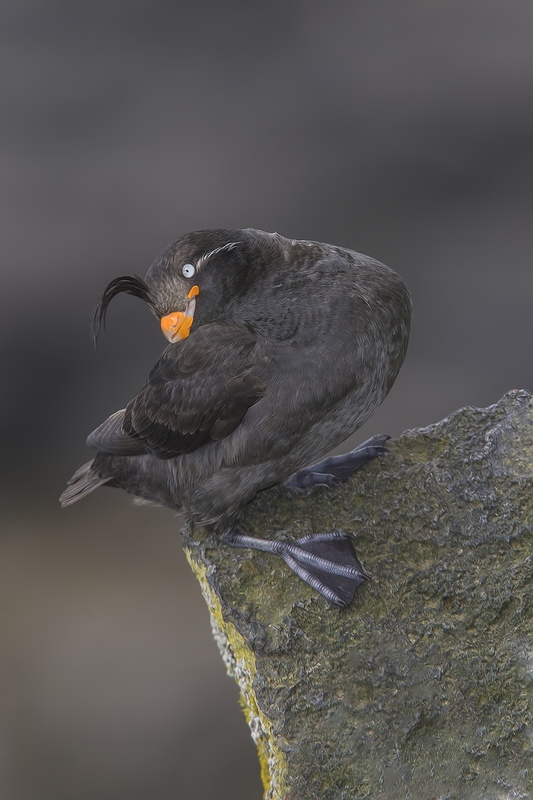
[116,322,268,458]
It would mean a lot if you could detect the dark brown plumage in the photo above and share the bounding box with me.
[122,323,267,457]
[61,228,411,606]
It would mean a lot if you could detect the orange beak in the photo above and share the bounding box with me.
[160,285,199,343]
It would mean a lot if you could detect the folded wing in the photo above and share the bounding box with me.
[88,322,268,459]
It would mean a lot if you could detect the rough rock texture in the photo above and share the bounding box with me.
[183,390,533,800]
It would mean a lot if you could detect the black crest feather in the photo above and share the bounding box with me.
[91,275,152,345]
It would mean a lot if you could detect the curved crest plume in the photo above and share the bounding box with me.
[91,275,152,345]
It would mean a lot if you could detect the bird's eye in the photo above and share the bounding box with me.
[181,263,196,279]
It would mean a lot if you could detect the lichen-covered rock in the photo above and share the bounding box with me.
[183,390,533,800]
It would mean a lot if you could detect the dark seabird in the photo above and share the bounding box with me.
[61,228,411,606]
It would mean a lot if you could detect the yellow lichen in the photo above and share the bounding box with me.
[184,548,289,800]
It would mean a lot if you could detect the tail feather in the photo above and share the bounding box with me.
[59,459,111,507]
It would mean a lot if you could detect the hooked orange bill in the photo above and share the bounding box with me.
[160,285,199,342]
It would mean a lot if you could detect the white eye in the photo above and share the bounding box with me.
[181,263,196,278]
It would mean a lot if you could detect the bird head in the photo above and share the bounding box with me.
[91,228,283,345]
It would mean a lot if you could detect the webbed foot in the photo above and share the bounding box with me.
[285,434,390,490]
[221,528,367,607]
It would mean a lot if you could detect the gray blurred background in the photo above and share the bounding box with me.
[1,1,533,798]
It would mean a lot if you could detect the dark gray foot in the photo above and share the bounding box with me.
[285,434,390,490]
[221,528,367,607]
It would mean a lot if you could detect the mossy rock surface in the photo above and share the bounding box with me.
[183,389,533,800]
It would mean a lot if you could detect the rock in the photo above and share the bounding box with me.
[183,390,533,800]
